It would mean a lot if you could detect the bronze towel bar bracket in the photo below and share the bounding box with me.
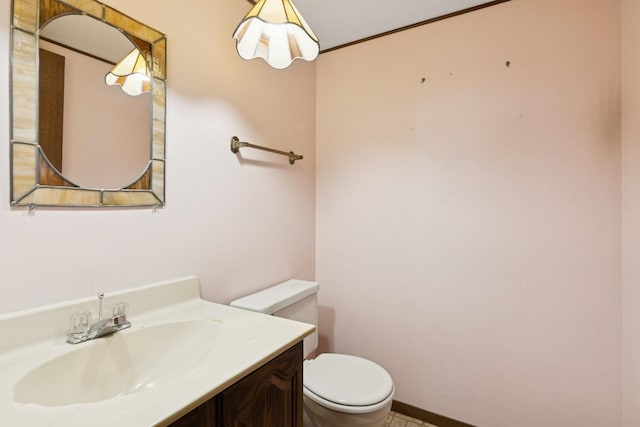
[230,136,303,165]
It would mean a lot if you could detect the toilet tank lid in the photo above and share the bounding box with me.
[229,279,319,314]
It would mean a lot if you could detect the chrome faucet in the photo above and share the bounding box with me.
[67,293,131,344]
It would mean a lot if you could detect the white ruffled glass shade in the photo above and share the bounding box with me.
[233,0,320,69]
[105,48,151,96]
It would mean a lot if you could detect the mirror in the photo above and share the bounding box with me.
[40,15,151,189]
[10,0,167,207]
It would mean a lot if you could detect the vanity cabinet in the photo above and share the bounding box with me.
[169,341,303,427]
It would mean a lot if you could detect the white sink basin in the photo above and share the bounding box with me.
[13,320,220,406]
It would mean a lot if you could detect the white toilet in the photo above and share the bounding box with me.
[230,279,395,427]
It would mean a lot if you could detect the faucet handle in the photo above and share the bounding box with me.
[111,301,128,317]
[111,302,130,326]
[68,311,92,335]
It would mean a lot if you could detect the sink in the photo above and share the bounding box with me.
[13,320,220,406]
[0,276,315,426]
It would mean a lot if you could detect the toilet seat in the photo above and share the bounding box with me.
[303,353,394,414]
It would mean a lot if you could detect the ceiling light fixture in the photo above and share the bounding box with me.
[105,48,151,96]
[233,0,319,69]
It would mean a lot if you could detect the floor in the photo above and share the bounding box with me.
[385,411,439,427]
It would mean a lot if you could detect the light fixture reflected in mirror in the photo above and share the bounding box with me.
[105,48,151,96]
[233,0,319,69]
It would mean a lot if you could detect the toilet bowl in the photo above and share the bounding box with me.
[230,280,395,427]
[303,353,394,427]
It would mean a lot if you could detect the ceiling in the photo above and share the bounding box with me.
[45,1,512,62]
[41,15,133,64]
[253,0,511,52]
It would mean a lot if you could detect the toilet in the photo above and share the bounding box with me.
[230,279,394,427]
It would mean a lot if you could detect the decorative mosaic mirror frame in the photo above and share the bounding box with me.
[10,0,166,207]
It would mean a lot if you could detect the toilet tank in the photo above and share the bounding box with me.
[230,279,319,358]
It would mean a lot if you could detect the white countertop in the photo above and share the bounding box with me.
[0,276,315,426]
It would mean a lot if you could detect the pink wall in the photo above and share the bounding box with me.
[0,0,316,312]
[316,0,621,425]
[622,1,640,425]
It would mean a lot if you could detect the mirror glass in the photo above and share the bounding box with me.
[10,0,167,207]
[39,15,151,189]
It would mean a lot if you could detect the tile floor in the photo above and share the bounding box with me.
[385,410,439,427]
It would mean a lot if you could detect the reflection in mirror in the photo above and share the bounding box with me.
[105,48,152,96]
[39,15,151,190]
[10,0,166,207]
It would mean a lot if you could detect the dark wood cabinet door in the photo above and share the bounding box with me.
[219,342,303,427]
[167,399,216,427]
[168,341,304,427]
